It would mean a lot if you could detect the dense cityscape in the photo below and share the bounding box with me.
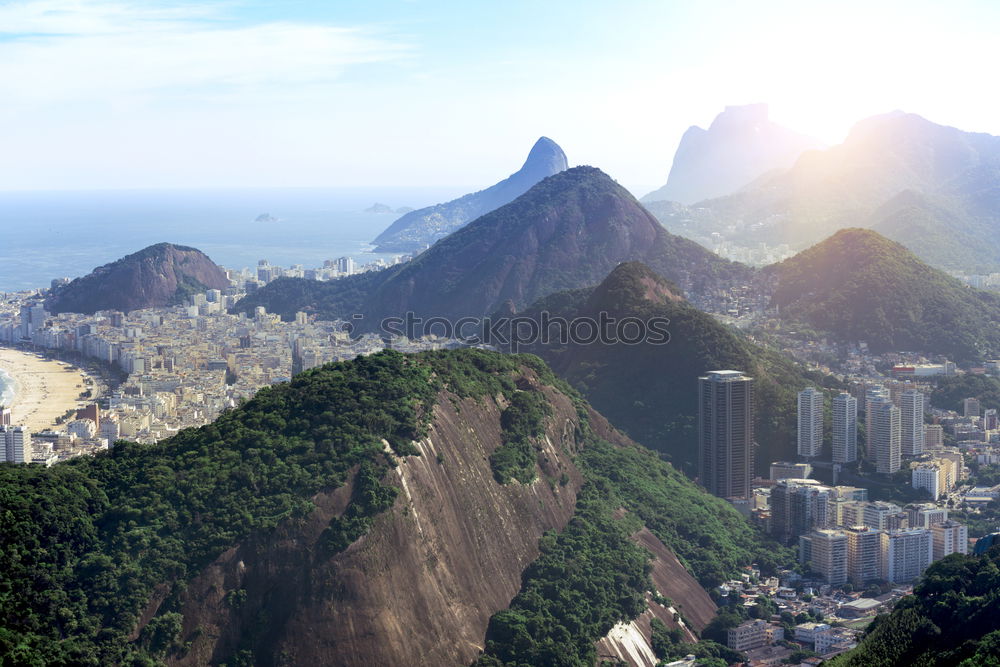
[6,3,1000,666]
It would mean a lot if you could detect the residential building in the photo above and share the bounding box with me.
[1,425,31,463]
[863,501,903,530]
[728,619,769,651]
[907,504,948,528]
[799,529,848,585]
[770,479,833,544]
[846,525,882,586]
[869,397,901,474]
[881,529,933,583]
[924,424,944,449]
[912,464,943,500]
[832,392,858,463]
[794,623,832,647]
[964,397,982,418]
[931,520,968,560]
[698,370,754,500]
[798,387,823,458]
[900,390,925,457]
[770,461,812,481]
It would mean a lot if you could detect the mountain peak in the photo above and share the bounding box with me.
[239,164,747,324]
[371,136,568,253]
[710,103,770,130]
[768,227,1000,361]
[519,136,569,177]
[586,261,684,311]
[643,104,823,205]
[46,242,229,314]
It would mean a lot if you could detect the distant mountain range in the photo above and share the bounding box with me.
[651,111,1000,271]
[45,243,229,314]
[509,262,834,472]
[371,136,568,253]
[237,167,750,326]
[642,104,823,205]
[766,227,1000,362]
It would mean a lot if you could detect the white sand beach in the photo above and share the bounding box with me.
[0,348,93,434]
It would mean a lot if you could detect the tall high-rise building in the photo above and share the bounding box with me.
[869,397,901,474]
[881,529,933,583]
[0,405,10,426]
[799,529,848,585]
[770,479,834,544]
[964,397,981,418]
[797,387,823,458]
[900,390,925,457]
[846,525,882,586]
[1,425,31,463]
[699,370,754,501]
[832,392,858,463]
[931,520,968,560]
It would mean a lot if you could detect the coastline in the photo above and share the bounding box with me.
[0,347,96,434]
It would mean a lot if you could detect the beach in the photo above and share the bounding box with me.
[0,348,93,434]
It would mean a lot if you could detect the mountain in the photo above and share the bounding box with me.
[45,243,229,314]
[766,228,1000,362]
[236,167,751,327]
[507,262,835,473]
[679,112,1000,269]
[0,348,789,665]
[371,136,569,252]
[828,545,1000,666]
[642,104,823,205]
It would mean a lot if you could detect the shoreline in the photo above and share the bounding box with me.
[0,347,97,434]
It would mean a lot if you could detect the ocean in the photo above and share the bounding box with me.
[0,368,14,408]
[0,186,467,293]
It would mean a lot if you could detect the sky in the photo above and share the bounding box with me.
[2,0,1000,195]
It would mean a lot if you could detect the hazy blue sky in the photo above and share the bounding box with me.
[2,0,999,193]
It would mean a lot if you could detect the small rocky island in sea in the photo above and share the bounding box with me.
[255,213,278,223]
[365,203,413,215]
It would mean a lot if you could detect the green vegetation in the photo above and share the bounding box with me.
[491,389,552,484]
[650,617,742,665]
[577,438,793,589]
[0,347,788,665]
[473,396,791,665]
[473,483,651,667]
[931,374,1000,412]
[520,262,838,471]
[767,228,1000,362]
[0,350,448,663]
[828,546,1000,666]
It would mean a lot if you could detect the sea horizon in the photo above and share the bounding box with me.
[0,185,469,293]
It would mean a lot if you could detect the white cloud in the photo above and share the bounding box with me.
[0,0,410,106]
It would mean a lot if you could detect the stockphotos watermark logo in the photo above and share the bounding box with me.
[349,311,671,352]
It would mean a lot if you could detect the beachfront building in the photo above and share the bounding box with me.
[1,425,31,463]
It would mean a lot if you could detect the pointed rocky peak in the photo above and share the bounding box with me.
[516,136,569,180]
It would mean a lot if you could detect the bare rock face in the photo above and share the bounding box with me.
[165,384,586,667]
[46,242,229,314]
